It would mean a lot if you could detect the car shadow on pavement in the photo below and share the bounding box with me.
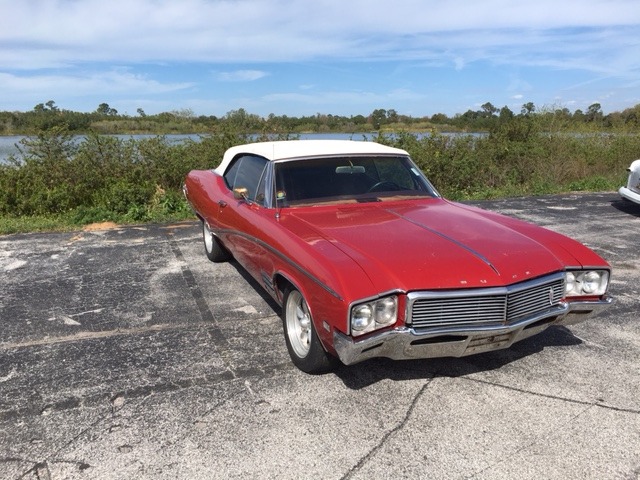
[334,326,582,390]
[610,198,640,217]
[228,260,282,313]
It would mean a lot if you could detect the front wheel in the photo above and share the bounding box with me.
[282,287,337,374]
[202,221,231,262]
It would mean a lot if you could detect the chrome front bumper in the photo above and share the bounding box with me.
[619,186,640,205]
[332,297,614,365]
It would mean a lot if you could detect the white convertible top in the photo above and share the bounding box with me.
[214,140,409,175]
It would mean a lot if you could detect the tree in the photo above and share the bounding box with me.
[33,101,58,113]
[224,108,263,130]
[137,108,146,117]
[172,108,195,119]
[498,106,514,121]
[45,100,59,112]
[521,102,536,116]
[430,113,449,124]
[481,102,498,118]
[96,103,110,115]
[369,109,387,129]
[586,103,603,122]
[96,103,118,116]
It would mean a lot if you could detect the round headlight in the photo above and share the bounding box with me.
[352,304,373,331]
[374,297,397,325]
[582,271,602,294]
[566,272,576,294]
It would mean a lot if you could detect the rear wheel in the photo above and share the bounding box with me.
[282,287,337,374]
[202,221,231,262]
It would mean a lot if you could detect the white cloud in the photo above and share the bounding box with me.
[1,0,639,115]
[1,0,639,70]
[216,70,269,82]
[0,69,192,94]
[0,69,194,111]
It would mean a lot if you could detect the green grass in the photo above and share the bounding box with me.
[0,208,197,235]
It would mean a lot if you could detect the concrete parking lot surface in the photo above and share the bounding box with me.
[1,193,638,479]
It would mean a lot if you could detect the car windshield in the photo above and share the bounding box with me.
[274,155,438,206]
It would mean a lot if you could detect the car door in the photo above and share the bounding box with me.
[217,154,273,279]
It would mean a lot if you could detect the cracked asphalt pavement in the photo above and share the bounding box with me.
[1,192,639,479]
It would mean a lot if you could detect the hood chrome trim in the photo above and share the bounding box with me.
[386,209,500,276]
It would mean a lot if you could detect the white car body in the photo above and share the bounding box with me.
[619,159,640,205]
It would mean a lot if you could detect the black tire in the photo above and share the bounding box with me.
[202,221,231,262]
[282,287,338,374]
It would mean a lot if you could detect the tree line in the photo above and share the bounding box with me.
[1,100,640,136]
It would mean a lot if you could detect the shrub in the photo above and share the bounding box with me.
[2,124,639,233]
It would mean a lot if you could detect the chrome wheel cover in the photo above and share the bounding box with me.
[285,290,312,358]
[203,222,214,253]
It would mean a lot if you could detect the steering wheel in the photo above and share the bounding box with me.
[367,181,401,193]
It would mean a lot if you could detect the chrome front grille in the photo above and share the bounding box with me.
[411,293,506,328]
[507,278,564,321]
[408,273,565,330]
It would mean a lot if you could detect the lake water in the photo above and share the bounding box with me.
[0,136,24,163]
[0,131,486,164]
[0,133,384,164]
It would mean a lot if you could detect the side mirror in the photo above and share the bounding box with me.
[233,187,249,200]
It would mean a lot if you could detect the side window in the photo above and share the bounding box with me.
[223,155,268,202]
[255,169,269,206]
[223,158,242,189]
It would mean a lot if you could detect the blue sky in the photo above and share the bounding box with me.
[1,0,639,118]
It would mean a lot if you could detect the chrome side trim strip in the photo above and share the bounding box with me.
[214,227,343,301]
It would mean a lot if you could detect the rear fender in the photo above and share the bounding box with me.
[184,170,227,226]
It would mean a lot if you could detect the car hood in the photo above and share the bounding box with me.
[284,199,599,293]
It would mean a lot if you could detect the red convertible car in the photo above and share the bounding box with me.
[184,140,613,373]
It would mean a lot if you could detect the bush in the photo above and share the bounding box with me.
[1,123,639,234]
